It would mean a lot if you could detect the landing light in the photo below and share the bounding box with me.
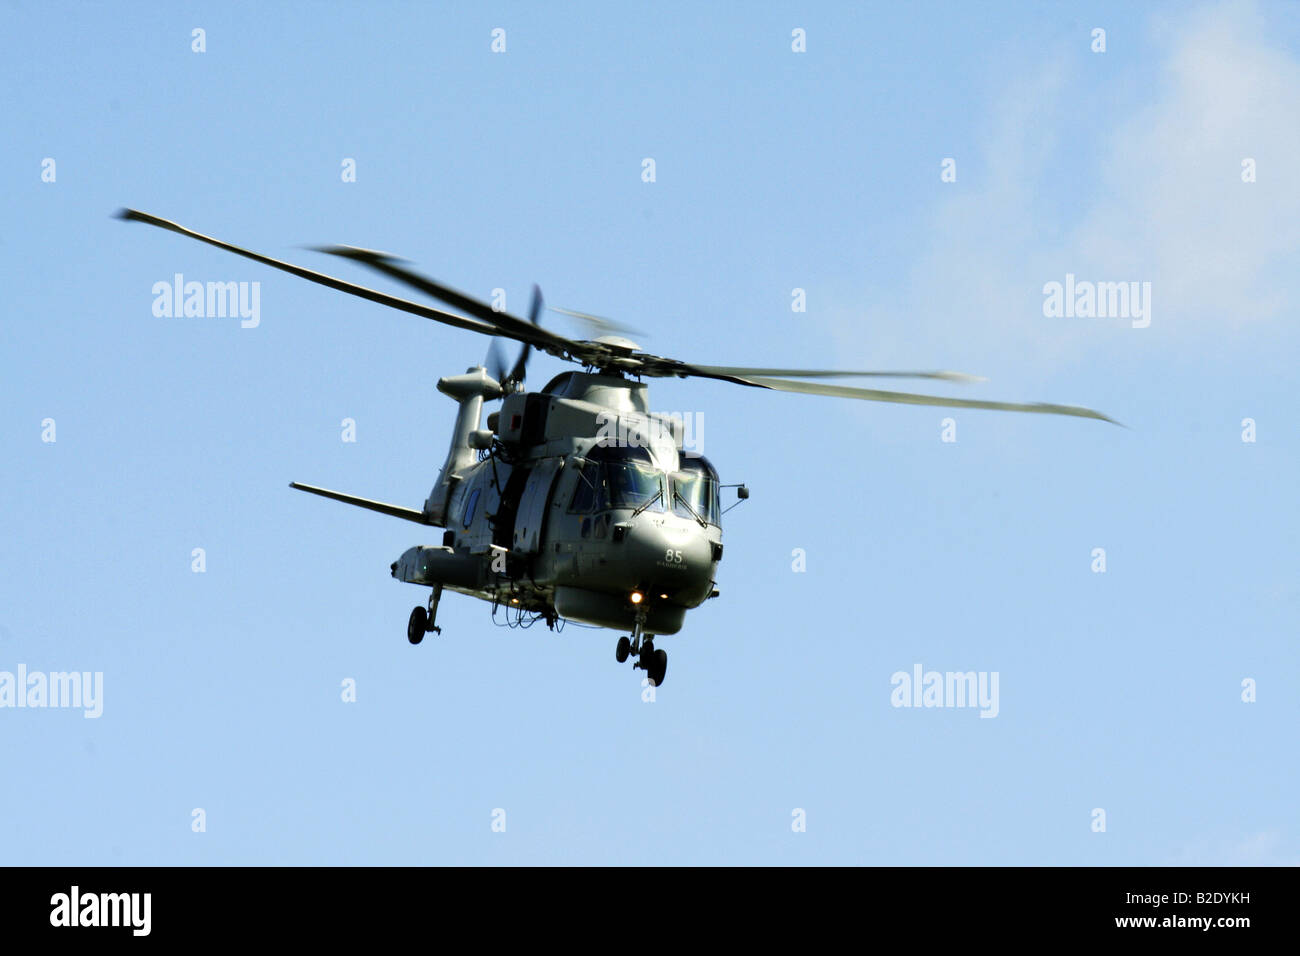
[630,591,643,605]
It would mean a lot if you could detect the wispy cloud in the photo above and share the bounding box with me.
[844,1,1300,378]
[1077,1,1300,326]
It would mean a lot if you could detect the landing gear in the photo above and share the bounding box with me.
[407,584,444,645]
[638,643,668,687]
[651,649,668,687]
[407,606,427,644]
[619,605,667,686]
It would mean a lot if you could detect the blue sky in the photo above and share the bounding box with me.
[2,1,1297,865]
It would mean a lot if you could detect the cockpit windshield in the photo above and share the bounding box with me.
[606,460,663,510]
[671,456,721,526]
[570,444,665,513]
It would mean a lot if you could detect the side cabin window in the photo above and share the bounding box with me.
[570,461,602,513]
[462,487,482,528]
[671,455,721,526]
[568,445,665,514]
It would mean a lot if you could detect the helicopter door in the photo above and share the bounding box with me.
[512,458,564,554]
[459,468,503,554]
[493,465,531,550]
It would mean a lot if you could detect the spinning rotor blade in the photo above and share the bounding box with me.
[505,285,543,387]
[731,375,1121,424]
[549,304,646,338]
[313,245,577,360]
[485,337,510,388]
[115,209,531,345]
[117,211,1117,424]
[470,286,542,392]
[690,366,987,384]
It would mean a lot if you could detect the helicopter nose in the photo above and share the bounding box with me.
[621,520,716,606]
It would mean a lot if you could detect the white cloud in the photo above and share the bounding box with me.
[844,0,1300,379]
[1079,1,1300,326]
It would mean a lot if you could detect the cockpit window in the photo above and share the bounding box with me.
[605,460,663,511]
[570,461,601,513]
[569,445,665,513]
[671,456,721,525]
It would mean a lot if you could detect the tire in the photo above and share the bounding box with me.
[651,649,668,687]
[616,636,631,663]
[407,606,428,644]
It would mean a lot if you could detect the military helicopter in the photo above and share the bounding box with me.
[118,209,1117,688]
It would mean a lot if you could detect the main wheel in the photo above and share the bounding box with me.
[650,649,667,687]
[616,636,630,663]
[407,606,427,644]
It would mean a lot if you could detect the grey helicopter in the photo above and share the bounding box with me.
[118,209,1117,688]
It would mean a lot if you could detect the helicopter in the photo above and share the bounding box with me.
[117,209,1117,688]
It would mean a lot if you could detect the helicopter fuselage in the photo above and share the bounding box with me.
[393,370,724,637]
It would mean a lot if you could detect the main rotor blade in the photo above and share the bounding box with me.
[734,375,1121,424]
[314,245,579,357]
[691,366,987,384]
[116,209,519,343]
[549,305,646,338]
[116,210,1116,425]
